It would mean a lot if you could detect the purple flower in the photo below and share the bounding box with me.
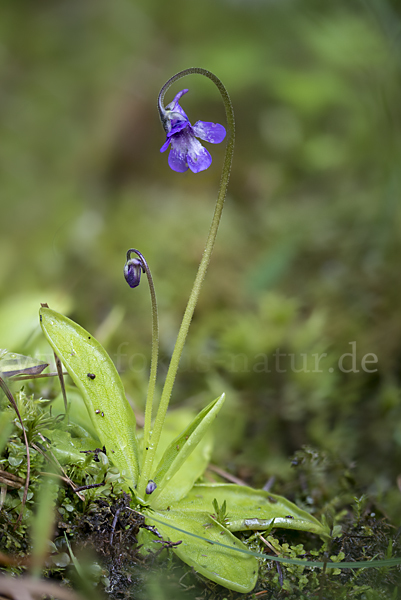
[160,89,226,173]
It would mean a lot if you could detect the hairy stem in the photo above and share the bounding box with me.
[126,250,159,500]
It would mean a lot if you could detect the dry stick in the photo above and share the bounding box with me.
[73,481,105,493]
[33,436,85,501]
[53,351,68,415]
[0,485,6,510]
[0,550,31,567]
[0,376,30,528]
[0,576,86,600]
[257,532,281,556]
[12,371,69,382]
[256,533,284,587]
[39,470,102,497]
[110,508,121,545]
[39,471,76,486]
[0,469,25,488]
[207,463,247,486]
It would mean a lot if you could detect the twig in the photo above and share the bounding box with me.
[0,376,30,528]
[0,469,24,489]
[74,481,105,493]
[110,508,121,545]
[11,371,68,382]
[54,351,68,415]
[263,476,275,492]
[0,576,86,600]
[152,539,183,558]
[34,436,85,501]
[257,532,281,556]
[257,533,285,587]
[207,464,247,486]
[0,550,31,567]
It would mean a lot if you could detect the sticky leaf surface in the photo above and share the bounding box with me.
[40,307,139,485]
[175,483,329,537]
[149,395,225,508]
[143,506,258,593]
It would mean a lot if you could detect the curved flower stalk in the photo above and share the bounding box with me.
[124,249,159,492]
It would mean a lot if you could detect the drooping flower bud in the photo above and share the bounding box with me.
[124,258,143,288]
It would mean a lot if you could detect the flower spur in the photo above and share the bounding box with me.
[159,89,226,173]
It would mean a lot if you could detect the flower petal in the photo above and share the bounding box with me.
[192,121,226,144]
[124,259,142,288]
[160,138,171,153]
[166,89,189,120]
[168,119,189,136]
[167,89,189,109]
[187,140,212,173]
[168,146,189,172]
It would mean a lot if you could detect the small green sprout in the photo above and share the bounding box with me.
[212,498,229,525]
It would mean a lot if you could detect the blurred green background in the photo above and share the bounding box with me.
[1,0,401,517]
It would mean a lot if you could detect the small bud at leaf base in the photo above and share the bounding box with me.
[124,258,143,288]
[146,480,157,494]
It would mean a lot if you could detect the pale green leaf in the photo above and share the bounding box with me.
[43,427,101,466]
[143,506,258,593]
[175,483,330,538]
[146,408,213,509]
[51,386,99,441]
[0,351,48,378]
[40,307,139,486]
[148,394,225,507]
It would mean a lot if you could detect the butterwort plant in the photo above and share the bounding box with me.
[39,68,329,593]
